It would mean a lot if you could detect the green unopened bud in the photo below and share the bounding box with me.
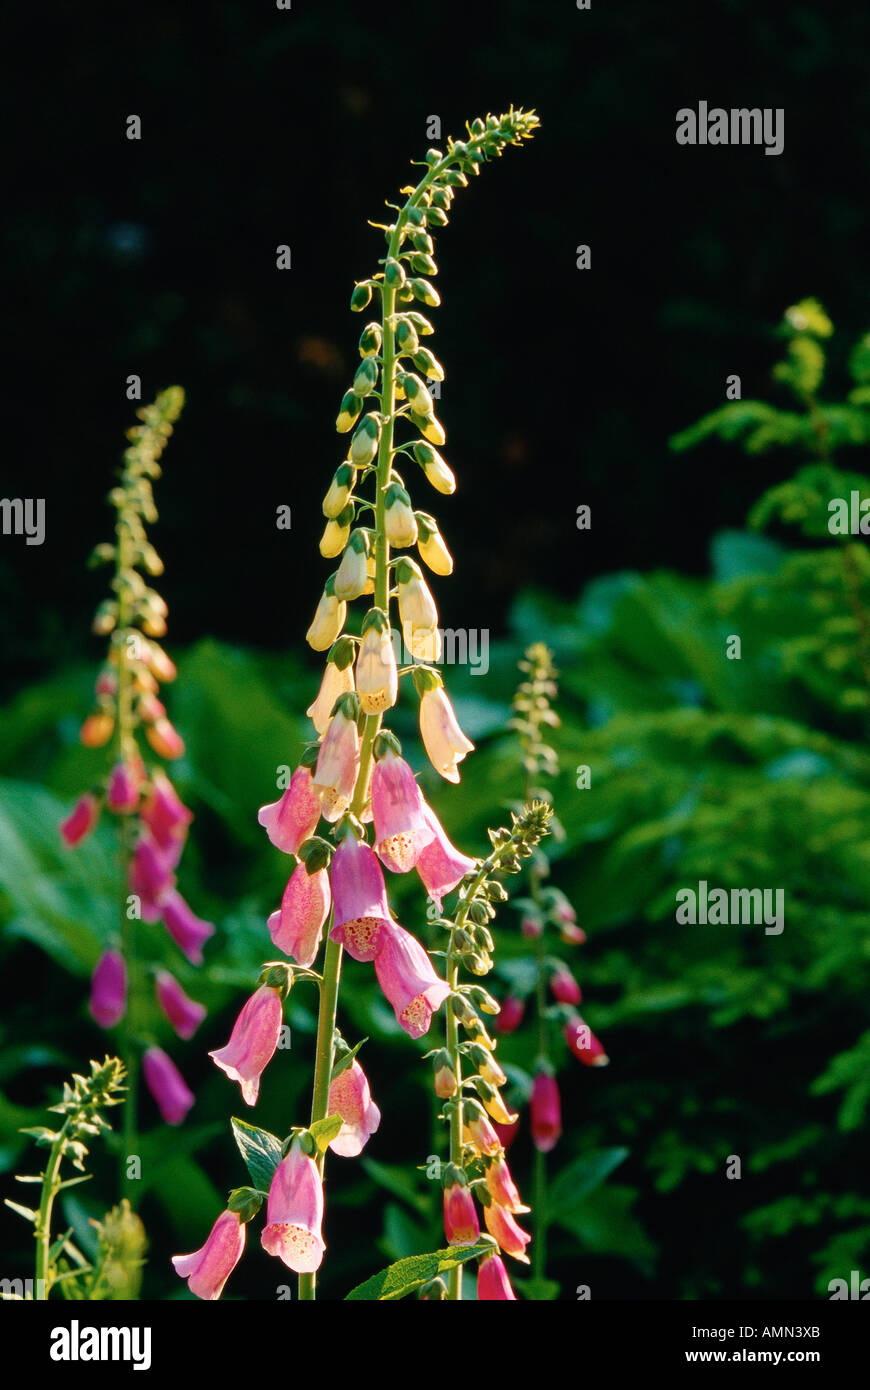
[413,347,445,382]
[349,414,381,465]
[409,278,441,308]
[352,357,379,397]
[384,258,406,289]
[427,207,449,227]
[336,391,363,434]
[407,311,435,336]
[443,169,468,187]
[472,925,495,952]
[359,322,382,357]
[425,148,443,167]
[409,229,434,254]
[351,283,373,312]
[407,206,426,227]
[396,319,420,355]
[227,1187,264,1224]
[410,252,438,277]
[467,985,501,1015]
[256,962,294,999]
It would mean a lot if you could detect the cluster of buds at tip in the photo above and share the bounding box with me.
[60,389,211,1130]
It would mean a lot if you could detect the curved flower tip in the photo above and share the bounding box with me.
[374,922,450,1039]
[89,949,127,1029]
[312,708,360,822]
[60,793,100,847]
[172,1209,246,1301]
[530,1073,562,1153]
[161,889,215,964]
[483,1201,532,1265]
[415,800,476,909]
[155,969,207,1040]
[143,1046,194,1126]
[209,985,283,1106]
[328,1059,381,1157]
[257,765,321,855]
[419,686,474,783]
[269,863,331,967]
[371,750,434,873]
[329,834,393,961]
[261,1141,325,1274]
[443,1182,480,1246]
[477,1252,517,1300]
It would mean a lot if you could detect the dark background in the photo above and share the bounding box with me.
[4,0,869,694]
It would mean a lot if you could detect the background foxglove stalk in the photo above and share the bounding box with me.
[210,984,284,1105]
[258,764,322,855]
[328,1058,381,1157]
[261,1141,325,1274]
[172,1210,246,1301]
[58,387,213,1202]
[143,1045,194,1127]
[89,949,127,1029]
[155,970,206,1040]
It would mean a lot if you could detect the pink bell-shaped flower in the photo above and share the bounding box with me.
[564,1016,609,1067]
[161,889,215,964]
[328,1059,381,1157]
[261,1139,325,1274]
[496,996,525,1035]
[374,922,450,1038]
[550,965,582,1005]
[312,704,360,822]
[530,1072,562,1153]
[89,949,127,1029]
[484,1154,530,1214]
[258,765,321,856]
[60,793,100,847]
[371,749,434,873]
[106,761,140,813]
[172,1209,246,1301]
[209,985,283,1106]
[268,863,331,968]
[141,771,192,853]
[143,1046,194,1126]
[129,834,176,920]
[155,969,206,1039]
[483,1201,531,1264]
[443,1182,480,1246]
[415,800,476,909]
[329,834,394,961]
[477,1252,517,1300]
[419,684,474,783]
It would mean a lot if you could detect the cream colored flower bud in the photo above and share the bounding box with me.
[307,658,355,735]
[397,561,441,662]
[384,484,418,549]
[319,513,351,559]
[306,584,347,651]
[419,684,474,783]
[417,515,453,575]
[401,373,434,418]
[336,391,362,434]
[334,531,370,601]
[415,443,456,494]
[361,554,376,596]
[349,415,381,466]
[356,621,398,715]
[413,412,446,447]
[323,464,355,518]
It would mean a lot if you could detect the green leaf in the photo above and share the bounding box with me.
[513,1275,561,1300]
[230,1117,283,1190]
[547,1147,629,1221]
[308,1114,343,1154]
[331,1037,368,1082]
[345,1241,494,1301]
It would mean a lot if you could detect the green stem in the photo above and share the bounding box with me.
[532,877,548,1281]
[34,1122,69,1300]
[115,514,138,1202]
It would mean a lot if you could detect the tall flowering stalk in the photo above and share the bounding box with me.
[60,388,213,1190]
[497,643,609,1285]
[183,109,539,1301]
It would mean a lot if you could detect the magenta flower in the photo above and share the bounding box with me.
[496,996,525,1034]
[530,1072,562,1153]
[141,771,192,853]
[172,1209,246,1301]
[267,863,331,967]
[374,922,450,1038]
[143,1046,194,1126]
[261,1141,325,1274]
[312,707,360,822]
[329,834,394,961]
[483,1202,531,1264]
[209,985,283,1106]
[106,761,140,813]
[443,1182,480,1246]
[564,1016,609,1067]
[258,766,321,856]
[89,949,127,1029]
[484,1154,529,1215]
[60,793,100,848]
[415,800,476,909]
[161,889,215,964]
[371,750,434,873]
[155,969,207,1039]
[328,1058,382,1157]
[550,965,582,1005]
[477,1252,517,1300]
[130,835,176,920]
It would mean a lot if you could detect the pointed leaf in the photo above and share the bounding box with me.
[308,1114,343,1154]
[345,1241,495,1301]
[230,1117,283,1191]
